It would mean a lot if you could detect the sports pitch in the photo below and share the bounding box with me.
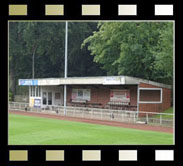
[8,113,173,145]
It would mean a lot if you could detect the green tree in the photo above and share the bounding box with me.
[9,22,105,97]
[82,22,173,84]
[153,23,173,84]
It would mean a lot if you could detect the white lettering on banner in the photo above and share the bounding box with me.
[103,77,125,85]
[34,99,41,108]
[19,79,38,86]
[38,79,60,85]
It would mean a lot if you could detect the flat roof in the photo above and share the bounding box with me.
[18,76,171,89]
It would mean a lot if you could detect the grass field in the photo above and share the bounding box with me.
[9,113,173,145]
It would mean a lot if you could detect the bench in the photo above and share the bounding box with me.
[107,102,137,110]
[69,100,102,108]
[71,99,87,103]
[87,102,102,108]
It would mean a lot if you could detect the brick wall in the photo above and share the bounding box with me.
[67,85,138,108]
[139,83,171,113]
[66,83,171,113]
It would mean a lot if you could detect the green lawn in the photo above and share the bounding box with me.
[8,113,173,145]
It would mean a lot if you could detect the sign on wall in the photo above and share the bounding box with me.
[34,99,41,107]
[19,79,38,86]
[29,97,41,107]
[72,89,91,101]
[103,77,121,85]
[29,98,34,107]
[110,89,130,103]
[103,77,125,85]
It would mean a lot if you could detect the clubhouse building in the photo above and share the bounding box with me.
[18,75,171,114]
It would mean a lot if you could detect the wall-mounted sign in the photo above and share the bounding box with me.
[29,97,41,107]
[103,77,125,85]
[29,97,34,107]
[19,79,38,86]
[110,89,130,103]
[38,79,60,85]
[34,99,41,108]
[72,89,91,101]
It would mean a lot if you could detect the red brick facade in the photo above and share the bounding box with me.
[139,83,171,113]
[66,83,171,113]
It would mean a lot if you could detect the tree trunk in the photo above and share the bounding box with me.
[9,68,16,101]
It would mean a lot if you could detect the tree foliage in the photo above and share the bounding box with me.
[82,22,173,84]
[9,22,105,95]
[9,22,173,97]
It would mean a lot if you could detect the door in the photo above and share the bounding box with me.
[43,92,47,105]
[48,92,52,105]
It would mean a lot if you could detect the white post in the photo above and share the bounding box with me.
[64,21,68,116]
[160,114,162,125]
[137,85,140,119]
[146,113,148,123]
[134,112,136,123]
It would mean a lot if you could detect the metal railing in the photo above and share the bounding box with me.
[8,102,173,127]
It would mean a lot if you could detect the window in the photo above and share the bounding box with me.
[36,86,38,97]
[30,86,41,97]
[30,86,32,96]
[55,93,61,99]
[43,92,47,105]
[32,86,35,97]
[39,87,41,97]
[139,88,162,103]
[48,92,52,105]
[78,90,83,97]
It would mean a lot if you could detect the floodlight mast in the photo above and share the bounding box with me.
[64,21,68,116]
[32,45,37,79]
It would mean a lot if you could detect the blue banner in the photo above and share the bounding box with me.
[19,79,38,86]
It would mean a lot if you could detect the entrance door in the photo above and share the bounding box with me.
[43,92,47,105]
[42,92,52,106]
[48,92,52,105]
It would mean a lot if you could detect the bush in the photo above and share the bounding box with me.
[9,91,13,101]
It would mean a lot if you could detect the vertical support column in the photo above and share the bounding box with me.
[29,86,31,98]
[146,113,149,123]
[32,86,33,98]
[40,86,42,108]
[137,85,140,119]
[64,85,67,115]
[64,21,68,116]
[160,114,162,125]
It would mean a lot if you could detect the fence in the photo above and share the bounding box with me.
[8,102,173,127]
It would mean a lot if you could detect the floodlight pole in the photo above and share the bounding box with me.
[32,46,37,79]
[64,21,68,116]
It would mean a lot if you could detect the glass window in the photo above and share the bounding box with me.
[32,87,35,97]
[48,92,52,105]
[30,86,32,96]
[43,92,47,105]
[55,93,61,99]
[78,90,83,97]
[39,87,41,97]
[36,86,39,97]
